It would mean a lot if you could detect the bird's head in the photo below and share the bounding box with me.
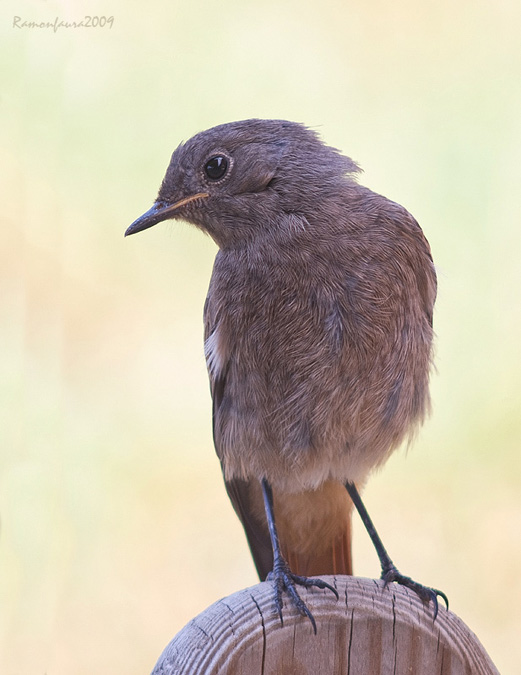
[125,119,360,248]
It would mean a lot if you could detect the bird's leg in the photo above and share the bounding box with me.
[344,481,448,618]
[261,478,338,634]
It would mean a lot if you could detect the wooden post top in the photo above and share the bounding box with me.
[151,575,498,675]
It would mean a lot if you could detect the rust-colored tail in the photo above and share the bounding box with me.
[274,480,353,576]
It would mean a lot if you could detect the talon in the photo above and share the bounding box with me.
[381,566,448,619]
[260,479,337,634]
[436,588,449,610]
[290,573,339,600]
[268,557,337,634]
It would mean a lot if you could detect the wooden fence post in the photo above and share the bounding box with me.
[151,576,498,675]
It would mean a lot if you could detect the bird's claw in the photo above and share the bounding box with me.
[381,566,448,619]
[267,559,338,634]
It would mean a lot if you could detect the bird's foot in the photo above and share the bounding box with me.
[267,557,338,634]
[381,566,448,619]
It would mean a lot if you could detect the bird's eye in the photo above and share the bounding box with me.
[204,155,228,180]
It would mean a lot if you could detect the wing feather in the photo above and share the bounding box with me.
[204,295,273,580]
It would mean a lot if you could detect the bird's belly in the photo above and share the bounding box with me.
[216,361,415,493]
[215,322,429,492]
[212,272,432,493]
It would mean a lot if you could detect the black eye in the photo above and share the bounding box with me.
[204,155,228,180]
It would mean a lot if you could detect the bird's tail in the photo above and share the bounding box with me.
[275,481,353,576]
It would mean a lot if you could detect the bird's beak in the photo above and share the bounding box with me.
[125,192,209,236]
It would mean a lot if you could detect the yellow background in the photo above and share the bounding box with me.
[1,1,520,673]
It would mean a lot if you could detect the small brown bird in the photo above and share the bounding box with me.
[126,119,447,631]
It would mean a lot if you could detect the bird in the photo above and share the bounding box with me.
[125,119,447,632]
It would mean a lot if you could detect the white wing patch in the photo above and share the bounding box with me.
[204,328,222,380]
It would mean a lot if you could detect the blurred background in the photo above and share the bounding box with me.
[1,0,520,672]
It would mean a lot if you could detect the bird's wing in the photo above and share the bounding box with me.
[222,478,273,580]
[403,212,438,327]
[203,296,273,580]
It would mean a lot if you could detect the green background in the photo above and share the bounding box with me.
[1,1,520,673]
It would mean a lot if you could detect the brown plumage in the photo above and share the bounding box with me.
[126,119,442,626]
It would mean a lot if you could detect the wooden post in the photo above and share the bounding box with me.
[151,576,498,675]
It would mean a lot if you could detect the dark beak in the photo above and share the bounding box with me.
[125,192,209,237]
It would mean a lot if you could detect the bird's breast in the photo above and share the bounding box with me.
[206,233,434,490]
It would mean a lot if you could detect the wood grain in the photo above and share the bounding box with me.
[151,576,498,675]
